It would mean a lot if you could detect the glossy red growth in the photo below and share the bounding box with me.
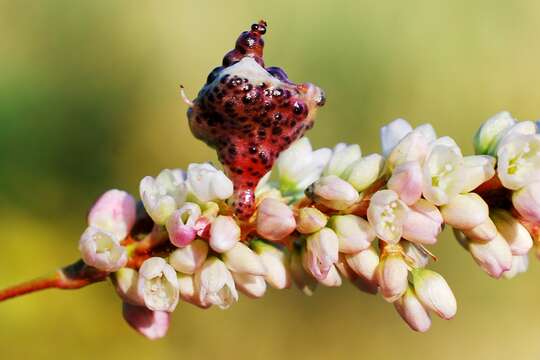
[187,21,326,219]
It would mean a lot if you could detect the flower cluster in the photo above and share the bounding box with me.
[75,111,540,338]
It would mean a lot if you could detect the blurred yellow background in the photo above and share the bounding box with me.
[2,0,540,359]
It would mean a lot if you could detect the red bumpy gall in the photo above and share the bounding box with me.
[186,20,326,220]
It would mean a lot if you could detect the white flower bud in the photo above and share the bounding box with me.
[376,253,408,302]
[380,118,413,157]
[497,134,540,190]
[473,111,515,155]
[387,131,430,169]
[88,189,136,241]
[195,257,238,309]
[296,207,328,234]
[323,143,362,177]
[343,154,385,192]
[222,242,266,276]
[169,239,208,274]
[345,246,379,283]
[209,215,240,253]
[402,199,442,245]
[252,241,291,289]
[329,214,375,253]
[503,255,529,279]
[256,198,296,241]
[140,169,187,225]
[177,273,210,309]
[316,265,342,287]
[79,226,128,272]
[309,175,360,210]
[114,268,144,306]
[138,257,179,312]
[469,234,512,278]
[440,193,489,230]
[412,269,457,320]
[275,138,332,194]
[305,228,339,280]
[367,190,409,244]
[512,181,540,224]
[462,218,498,243]
[232,272,267,298]
[460,155,496,193]
[491,209,533,256]
[187,163,233,202]
[394,286,431,332]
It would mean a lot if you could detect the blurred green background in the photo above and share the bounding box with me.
[2,0,540,359]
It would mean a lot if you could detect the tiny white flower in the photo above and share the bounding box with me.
[323,143,362,177]
[367,189,409,244]
[166,202,201,247]
[138,257,180,312]
[497,134,540,190]
[140,169,187,224]
[274,138,332,194]
[79,226,128,272]
[195,257,238,309]
[187,163,233,202]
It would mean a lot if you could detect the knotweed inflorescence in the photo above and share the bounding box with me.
[1,21,540,338]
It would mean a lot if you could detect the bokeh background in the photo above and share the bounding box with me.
[2,0,540,359]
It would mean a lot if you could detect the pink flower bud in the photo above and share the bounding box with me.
[169,239,208,274]
[441,193,489,230]
[491,209,533,256]
[79,226,128,272]
[376,252,408,302]
[232,272,267,298]
[122,303,170,340]
[165,203,201,247]
[296,207,328,234]
[114,268,144,306]
[195,257,238,309]
[402,199,442,245]
[88,189,136,241]
[388,161,423,205]
[503,255,529,279]
[345,246,379,284]
[330,214,375,253]
[316,265,342,287]
[209,215,240,253]
[394,286,431,332]
[256,198,296,241]
[305,228,339,280]
[222,242,266,276]
[252,241,291,289]
[138,257,179,312]
[462,218,498,243]
[308,175,360,210]
[290,248,317,296]
[469,234,512,278]
[412,269,457,320]
[512,182,540,224]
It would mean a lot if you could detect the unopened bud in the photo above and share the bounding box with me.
[88,189,136,241]
[122,303,170,340]
[388,161,423,205]
[473,111,515,155]
[412,268,457,320]
[114,268,144,306]
[329,215,375,253]
[324,143,362,177]
[222,242,266,276]
[308,175,360,210]
[316,265,342,287]
[187,163,234,202]
[252,241,291,289]
[305,228,339,280]
[462,218,498,243]
[491,209,533,255]
[345,246,379,284]
[503,255,529,279]
[232,272,267,298]
[296,207,328,234]
[512,182,540,224]
[209,215,240,253]
[402,199,442,245]
[169,239,209,274]
[441,193,489,230]
[343,154,385,192]
[394,286,431,332]
[290,247,317,296]
[256,198,296,241]
[469,234,512,278]
[376,252,408,302]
